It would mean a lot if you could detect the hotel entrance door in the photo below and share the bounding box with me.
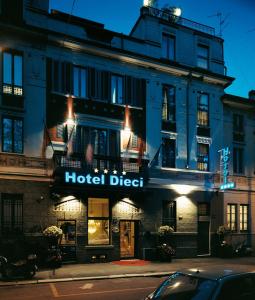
[120,221,136,258]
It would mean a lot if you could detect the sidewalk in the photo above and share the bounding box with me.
[1,257,255,286]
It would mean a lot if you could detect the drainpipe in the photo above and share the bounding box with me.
[186,72,192,169]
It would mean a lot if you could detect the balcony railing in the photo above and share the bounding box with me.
[141,6,215,36]
[53,153,149,175]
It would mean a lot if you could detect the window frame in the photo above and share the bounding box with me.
[2,50,23,96]
[2,115,24,154]
[197,143,209,171]
[240,204,249,232]
[1,193,23,235]
[162,34,176,61]
[162,137,176,168]
[197,92,209,127]
[111,74,124,104]
[87,198,110,246]
[162,200,176,231]
[162,85,176,123]
[227,203,237,232]
[197,44,209,69]
[233,147,244,174]
[73,65,87,99]
[233,114,245,142]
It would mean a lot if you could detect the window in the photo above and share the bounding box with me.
[198,203,210,216]
[124,76,145,107]
[88,198,109,245]
[233,147,244,174]
[1,193,23,235]
[162,201,176,230]
[162,138,175,168]
[197,44,209,69]
[111,75,123,104]
[162,34,175,60]
[240,205,248,231]
[197,93,209,126]
[73,66,87,98]
[2,116,23,153]
[74,126,120,157]
[51,60,72,95]
[227,204,237,231]
[197,143,209,171]
[3,51,23,96]
[233,114,244,142]
[162,85,175,122]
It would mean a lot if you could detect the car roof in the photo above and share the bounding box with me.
[176,266,255,281]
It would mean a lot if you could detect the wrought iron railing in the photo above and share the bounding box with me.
[141,6,215,36]
[53,153,149,175]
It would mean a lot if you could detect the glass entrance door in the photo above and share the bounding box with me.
[120,221,135,258]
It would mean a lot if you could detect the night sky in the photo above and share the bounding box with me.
[50,0,255,98]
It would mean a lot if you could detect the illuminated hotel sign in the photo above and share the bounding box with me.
[219,147,235,190]
[64,171,144,188]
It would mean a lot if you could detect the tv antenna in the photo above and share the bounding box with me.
[208,12,230,37]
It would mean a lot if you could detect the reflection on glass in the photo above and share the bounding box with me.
[3,118,12,152]
[14,55,22,87]
[2,118,23,153]
[155,273,216,300]
[88,198,109,217]
[88,220,109,245]
[73,66,87,98]
[3,53,12,85]
[58,220,76,245]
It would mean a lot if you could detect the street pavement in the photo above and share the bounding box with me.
[1,257,255,286]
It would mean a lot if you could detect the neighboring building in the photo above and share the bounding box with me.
[2,0,254,263]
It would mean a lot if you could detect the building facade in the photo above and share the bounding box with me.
[1,0,253,263]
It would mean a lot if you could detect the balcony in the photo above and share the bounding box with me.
[141,6,215,36]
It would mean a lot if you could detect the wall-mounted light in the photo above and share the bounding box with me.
[170,184,198,195]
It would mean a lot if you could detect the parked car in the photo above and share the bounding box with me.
[144,267,255,300]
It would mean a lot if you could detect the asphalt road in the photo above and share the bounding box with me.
[0,276,166,300]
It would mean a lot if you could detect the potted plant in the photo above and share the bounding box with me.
[157,225,175,262]
[43,225,62,247]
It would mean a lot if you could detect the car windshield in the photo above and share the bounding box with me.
[153,273,217,300]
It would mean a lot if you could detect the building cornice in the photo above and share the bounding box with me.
[0,21,234,88]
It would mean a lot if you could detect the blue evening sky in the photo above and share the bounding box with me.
[50,0,255,98]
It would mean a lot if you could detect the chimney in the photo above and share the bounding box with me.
[248,90,255,100]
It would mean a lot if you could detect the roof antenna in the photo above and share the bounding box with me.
[208,12,230,37]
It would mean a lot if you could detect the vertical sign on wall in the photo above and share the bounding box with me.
[218,147,235,190]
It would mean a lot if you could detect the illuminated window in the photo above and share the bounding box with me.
[240,205,248,232]
[162,85,175,122]
[227,204,237,231]
[197,143,209,171]
[73,66,87,98]
[88,198,110,245]
[197,44,209,69]
[111,75,123,104]
[1,193,23,235]
[197,93,209,127]
[2,116,23,153]
[162,34,175,60]
[3,51,23,96]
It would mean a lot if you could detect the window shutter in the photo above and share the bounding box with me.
[109,130,120,157]
[101,71,110,102]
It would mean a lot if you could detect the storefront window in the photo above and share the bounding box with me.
[88,198,110,245]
